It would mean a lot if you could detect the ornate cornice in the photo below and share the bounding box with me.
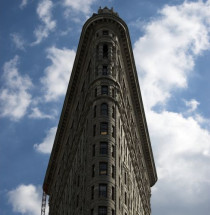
[43,8,157,194]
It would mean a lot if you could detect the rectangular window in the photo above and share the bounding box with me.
[125,172,127,184]
[103,30,109,35]
[101,85,108,95]
[112,126,115,138]
[76,194,79,207]
[100,142,108,155]
[103,44,108,58]
[91,209,94,215]
[112,165,115,178]
[94,105,96,117]
[125,192,127,205]
[92,164,95,177]
[112,209,115,215]
[112,106,115,118]
[92,144,95,157]
[112,186,114,200]
[99,162,108,175]
[98,206,107,215]
[93,125,96,136]
[112,88,115,97]
[95,88,97,97]
[100,122,108,135]
[101,103,108,115]
[102,66,108,75]
[77,175,80,187]
[91,186,94,199]
[99,184,107,197]
[111,145,114,157]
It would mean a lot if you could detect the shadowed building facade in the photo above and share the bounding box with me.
[43,7,157,215]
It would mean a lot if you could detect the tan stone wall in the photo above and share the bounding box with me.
[46,10,154,215]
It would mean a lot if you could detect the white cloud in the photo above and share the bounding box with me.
[63,0,96,14]
[20,0,29,9]
[32,0,56,45]
[184,99,200,112]
[10,33,26,50]
[34,127,57,153]
[134,0,210,109]
[133,1,210,214]
[8,184,42,215]
[28,107,55,119]
[148,110,210,214]
[40,46,75,101]
[0,56,32,121]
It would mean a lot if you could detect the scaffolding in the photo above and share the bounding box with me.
[41,191,47,215]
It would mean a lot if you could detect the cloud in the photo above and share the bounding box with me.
[134,0,210,109]
[148,110,210,215]
[34,127,57,153]
[133,1,210,214]
[0,56,32,121]
[10,33,26,50]
[28,107,55,119]
[40,46,75,101]
[20,0,29,9]
[8,184,42,215]
[184,99,200,113]
[32,0,56,45]
[63,0,96,14]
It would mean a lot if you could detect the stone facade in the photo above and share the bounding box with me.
[43,7,157,215]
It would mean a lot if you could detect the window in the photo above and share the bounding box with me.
[103,44,108,58]
[76,194,79,207]
[91,186,94,199]
[112,106,115,118]
[99,184,107,197]
[95,88,97,97]
[92,144,95,157]
[112,165,115,178]
[100,142,108,155]
[125,172,127,184]
[93,125,96,136]
[98,206,107,215]
[112,88,115,97]
[111,145,114,157]
[125,192,127,205]
[103,30,109,35]
[101,85,108,95]
[112,209,115,215]
[100,122,108,135]
[112,186,114,200]
[99,162,108,175]
[94,105,96,117]
[112,126,115,138]
[101,103,108,115]
[92,164,95,177]
[91,209,94,215]
[102,66,108,75]
[77,175,80,187]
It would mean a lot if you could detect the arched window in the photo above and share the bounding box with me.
[101,103,108,115]
[103,44,108,58]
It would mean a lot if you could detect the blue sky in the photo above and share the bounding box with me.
[1,0,210,215]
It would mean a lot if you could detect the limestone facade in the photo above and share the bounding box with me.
[43,7,157,215]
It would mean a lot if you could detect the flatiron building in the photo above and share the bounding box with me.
[43,7,157,215]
